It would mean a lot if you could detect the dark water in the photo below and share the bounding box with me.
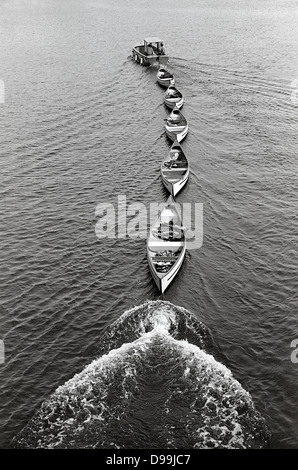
[0,0,298,449]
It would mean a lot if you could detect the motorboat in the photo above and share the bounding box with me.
[132,37,169,66]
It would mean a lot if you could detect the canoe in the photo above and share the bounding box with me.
[157,66,175,88]
[164,83,184,109]
[164,104,188,143]
[132,37,169,66]
[161,140,189,196]
[147,195,186,293]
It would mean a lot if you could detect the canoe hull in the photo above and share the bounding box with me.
[161,170,189,197]
[164,96,184,109]
[164,104,189,143]
[147,244,186,293]
[157,76,175,88]
[147,195,186,293]
[165,123,189,142]
[161,140,189,196]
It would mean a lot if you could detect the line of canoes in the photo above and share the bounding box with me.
[132,44,189,293]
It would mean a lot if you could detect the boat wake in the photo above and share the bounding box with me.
[12,301,270,449]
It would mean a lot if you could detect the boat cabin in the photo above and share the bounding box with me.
[143,37,165,56]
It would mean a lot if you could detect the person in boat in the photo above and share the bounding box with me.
[168,219,174,240]
[160,43,165,55]
[168,111,181,124]
[169,223,185,240]
[160,68,172,79]
[152,227,161,238]
[171,152,179,166]
[167,87,178,97]
[164,152,179,169]
[147,43,154,55]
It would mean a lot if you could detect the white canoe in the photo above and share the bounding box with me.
[157,66,175,88]
[147,195,186,293]
[164,83,184,109]
[161,140,189,196]
[164,104,188,143]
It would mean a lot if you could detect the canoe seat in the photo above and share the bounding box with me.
[166,92,181,98]
[160,72,173,78]
[167,117,187,126]
[162,169,187,180]
[164,160,183,168]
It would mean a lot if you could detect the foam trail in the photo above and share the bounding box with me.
[12,301,270,449]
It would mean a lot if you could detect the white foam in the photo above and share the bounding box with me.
[14,304,268,449]
[150,306,176,333]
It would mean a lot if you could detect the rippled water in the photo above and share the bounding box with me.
[0,0,298,449]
